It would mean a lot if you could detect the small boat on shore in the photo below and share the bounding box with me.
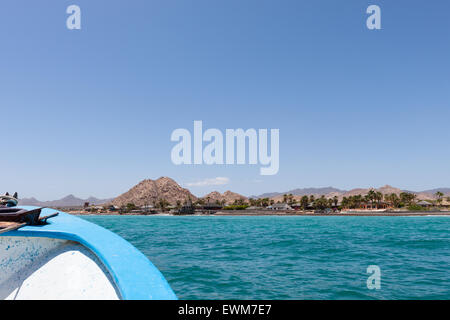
[0,200,177,300]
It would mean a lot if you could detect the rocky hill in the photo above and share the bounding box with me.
[111,177,197,207]
[202,191,247,204]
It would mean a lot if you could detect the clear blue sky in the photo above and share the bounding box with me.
[1,0,449,200]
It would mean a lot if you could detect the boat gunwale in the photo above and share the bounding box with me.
[0,206,177,300]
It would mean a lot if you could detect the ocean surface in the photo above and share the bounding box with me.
[82,215,450,299]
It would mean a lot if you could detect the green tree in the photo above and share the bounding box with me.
[341,197,349,209]
[375,192,383,208]
[314,195,328,210]
[435,191,444,207]
[126,203,136,212]
[400,192,416,206]
[367,189,376,208]
[333,196,339,207]
[158,198,170,211]
[287,194,294,205]
[353,195,363,209]
[385,193,400,208]
[327,198,334,208]
[300,196,309,210]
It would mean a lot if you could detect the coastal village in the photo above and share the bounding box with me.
[19,177,450,216]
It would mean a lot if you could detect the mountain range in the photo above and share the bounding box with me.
[254,187,344,199]
[17,179,450,208]
[253,185,450,202]
[19,195,113,208]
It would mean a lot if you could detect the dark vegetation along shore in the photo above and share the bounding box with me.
[75,189,450,217]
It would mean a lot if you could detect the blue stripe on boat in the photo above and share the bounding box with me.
[0,206,177,300]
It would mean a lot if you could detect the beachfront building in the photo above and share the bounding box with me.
[290,203,302,210]
[441,199,450,208]
[202,203,223,210]
[417,200,433,208]
[268,203,293,211]
[358,202,390,210]
[177,200,195,215]
[290,202,316,211]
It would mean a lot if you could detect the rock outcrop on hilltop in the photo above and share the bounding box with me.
[202,191,247,205]
[111,177,197,207]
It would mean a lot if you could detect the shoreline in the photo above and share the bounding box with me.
[71,210,450,217]
[214,211,450,217]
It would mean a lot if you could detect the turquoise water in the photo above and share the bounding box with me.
[82,215,450,299]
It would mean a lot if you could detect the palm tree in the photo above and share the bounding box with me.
[261,198,270,207]
[341,197,349,209]
[300,196,309,210]
[327,198,334,208]
[313,195,328,210]
[364,194,371,208]
[435,191,444,207]
[375,191,383,209]
[393,194,401,208]
[400,192,416,206]
[288,194,294,205]
[354,195,363,209]
[367,189,376,209]
[333,196,339,207]
[384,193,391,207]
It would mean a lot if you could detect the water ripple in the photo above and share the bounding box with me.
[83,216,450,299]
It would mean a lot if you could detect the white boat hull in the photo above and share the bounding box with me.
[0,207,177,300]
[0,236,119,300]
